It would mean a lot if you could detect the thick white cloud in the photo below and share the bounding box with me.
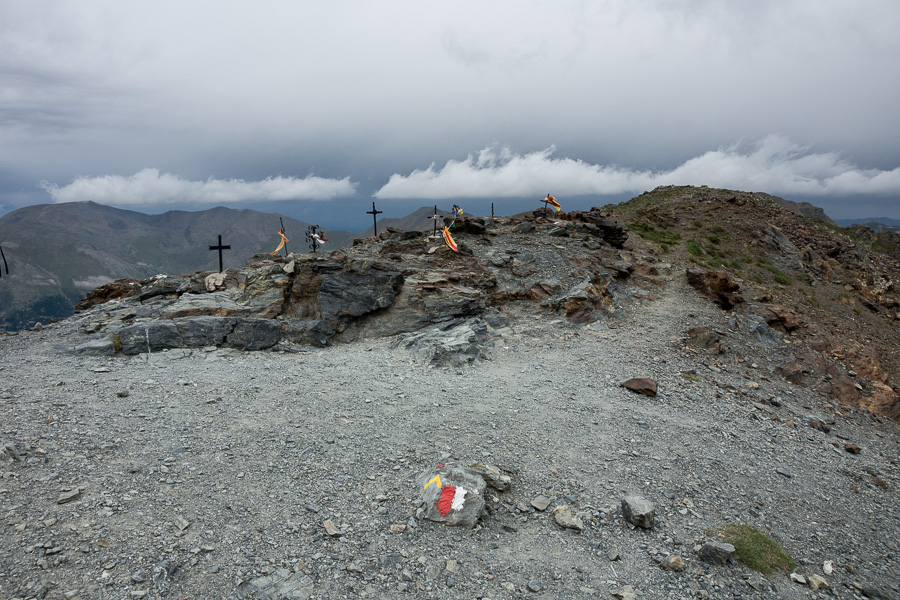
[40,169,357,205]
[375,136,900,199]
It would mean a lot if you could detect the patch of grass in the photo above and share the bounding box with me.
[681,372,700,382]
[730,260,741,270]
[627,221,681,251]
[853,306,862,316]
[689,256,707,267]
[837,292,855,305]
[111,332,123,353]
[806,295,820,307]
[692,220,704,229]
[687,239,703,256]
[713,524,795,574]
[708,235,720,244]
[757,262,792,285]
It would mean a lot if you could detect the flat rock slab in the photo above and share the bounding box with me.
[417,463,487,528]
[699,541,735,565]
[621,377,658,397]
[234,568,313,600]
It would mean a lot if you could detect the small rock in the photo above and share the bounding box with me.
[531,495,552,511]
[607,549,621,561]
[660,554,686,571]
[610,584,637,600]
[57,489,81,504]
[323,520,341,537]
[117,390,130,398]
[527,580,543,592]
[807,574,829,590]
[844,443,861,454]
[789,572,807,585]
[776,467,792,478]
[823,560,834,574]
[550,505,584,531]
[173,515,190,531]
[621,494,655,529]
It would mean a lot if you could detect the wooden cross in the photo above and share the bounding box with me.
[367,202,383,236]
[208,234,230,273]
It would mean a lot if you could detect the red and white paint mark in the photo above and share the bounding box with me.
[435,485,468,517]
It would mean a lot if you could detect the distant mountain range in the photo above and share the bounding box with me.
[835,217,900,232]
[0,202,352,331]
[2,198,898,332]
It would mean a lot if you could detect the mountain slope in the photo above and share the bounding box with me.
[0,202,351,331]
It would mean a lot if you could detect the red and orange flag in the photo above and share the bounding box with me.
[442,226,458,252]
[544,195,561,211]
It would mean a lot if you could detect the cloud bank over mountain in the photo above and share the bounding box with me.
[40,170,356,205]
[375,136,900,200]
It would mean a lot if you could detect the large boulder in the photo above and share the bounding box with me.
[686,268,743,309]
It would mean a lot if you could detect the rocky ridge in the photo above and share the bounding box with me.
[1,188,898,600]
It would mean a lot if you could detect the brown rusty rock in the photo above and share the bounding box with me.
[761,304,802,332]
[621,378,658,397]
[685,268,743,309]
[74,279,141,312]
[829,377,859,404]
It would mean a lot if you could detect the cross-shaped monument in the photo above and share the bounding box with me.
[367,202,383,236]
[208,235,231,273]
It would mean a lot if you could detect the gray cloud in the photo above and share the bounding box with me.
[1,1,899,220]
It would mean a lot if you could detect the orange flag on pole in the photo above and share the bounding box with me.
[270,229,288,255]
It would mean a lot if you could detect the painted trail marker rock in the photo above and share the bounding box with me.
[416,463,487,529]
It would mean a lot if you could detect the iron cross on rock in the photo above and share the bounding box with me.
[367,202,383,236]
[208,235,231,273]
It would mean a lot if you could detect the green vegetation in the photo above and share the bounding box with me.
[692,220,704,229]
[627,221,681,251]
[806,295,820,307]
[757,262,792,285]
[708,235,720,244]
[712,524,795,574]
[687,239,703,256]
[111,333,123,353]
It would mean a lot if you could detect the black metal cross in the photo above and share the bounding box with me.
[306,225,321,253]
[367,202,383,236]
[208,234,230,273]
[433,205,439,236]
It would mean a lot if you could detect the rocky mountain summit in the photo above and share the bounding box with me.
[1,187,898,600]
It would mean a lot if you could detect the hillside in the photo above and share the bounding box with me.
[0,202,352,331]
[0,187,898,599]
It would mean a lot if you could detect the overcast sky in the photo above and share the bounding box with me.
[2,0,899,230]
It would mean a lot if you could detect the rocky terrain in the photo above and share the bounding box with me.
[1,186,899,599]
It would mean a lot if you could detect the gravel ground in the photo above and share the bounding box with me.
[1,269,898,600]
